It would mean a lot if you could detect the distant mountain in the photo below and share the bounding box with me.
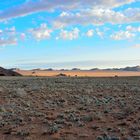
[121,66,140,71]
[10,68,20,71]
[72,68,81,71]
[11,65,140,72]
[44,68,56,71]
[90,68,100,71]
[31,68,42,71]
[0,67,22,76]
[88,66,140,72]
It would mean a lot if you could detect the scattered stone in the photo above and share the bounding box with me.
[14,88,27,97]
[80,115,93,122]
[47,123,59,135]
[96,134,120,140]
[16,130,30,136]
[0,77,139,139]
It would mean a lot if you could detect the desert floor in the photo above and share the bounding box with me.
[0,77,140,140]
[16,70,140,77]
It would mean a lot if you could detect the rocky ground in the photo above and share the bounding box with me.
[0,76,140,140]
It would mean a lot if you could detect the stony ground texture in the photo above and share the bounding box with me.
[0,77,140,140]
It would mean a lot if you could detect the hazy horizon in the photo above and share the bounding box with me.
[2,59,140,70]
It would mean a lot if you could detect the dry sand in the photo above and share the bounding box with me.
[16,70,140,77]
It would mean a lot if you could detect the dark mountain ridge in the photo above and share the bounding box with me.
[0,67,22,76]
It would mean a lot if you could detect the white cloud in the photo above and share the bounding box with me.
[111,24,140,40]
[0,30,3,34]
[53,8,140,28]
[0,0,136,21]
[124,8,140,22]
[4,27,16,36]
[0,37,17,46]
[0,27,18,46]
[86,29,94,37]
[111,30,135,40]
[53,21,67,29]
[132,44,140,48]
[29,23,52,40]
[60,12,70,17]
[20,33,26,40]
[57,28,80,40]
[96,28,104,38]
[126,25,140,32]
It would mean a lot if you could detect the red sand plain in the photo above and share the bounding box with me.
[16,70,140,77]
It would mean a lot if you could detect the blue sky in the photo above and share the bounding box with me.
[0,0,140,69]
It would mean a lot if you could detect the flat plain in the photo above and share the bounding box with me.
[16,70,140,77]
[0,76,140,140]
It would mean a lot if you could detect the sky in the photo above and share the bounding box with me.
[0,0,140,69]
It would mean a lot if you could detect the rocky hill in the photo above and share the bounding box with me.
[0,67,22,76]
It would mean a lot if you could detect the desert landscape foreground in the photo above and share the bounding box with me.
[0,76,140,140]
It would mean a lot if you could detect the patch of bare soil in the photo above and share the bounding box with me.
[0,77,140,140]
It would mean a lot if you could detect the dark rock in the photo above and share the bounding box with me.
[16,130,30,136]
[0,67,22,76]
[56,73,67,77]
[80,115,93,122]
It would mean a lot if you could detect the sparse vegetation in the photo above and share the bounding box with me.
[0,76,140,140]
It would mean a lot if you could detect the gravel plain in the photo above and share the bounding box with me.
[0,76,140,140]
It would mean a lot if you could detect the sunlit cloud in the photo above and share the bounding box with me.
[0,0,136,21]
[0,37,17,46]
[29,23,52,41]
[56,28,80,40]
